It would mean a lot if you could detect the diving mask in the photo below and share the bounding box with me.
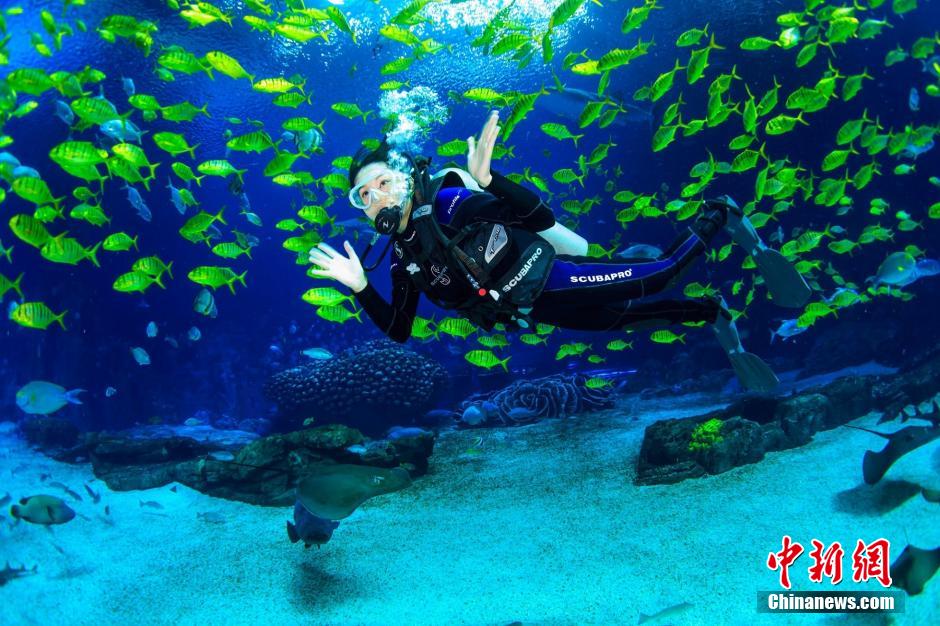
[348,164,412,212]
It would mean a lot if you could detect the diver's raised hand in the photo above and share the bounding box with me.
[467,110,500,188]
[307,241,368,293]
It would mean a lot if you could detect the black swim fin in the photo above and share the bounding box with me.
[727,352,780,393]
[717,195,812,309]
[711,296,779,393]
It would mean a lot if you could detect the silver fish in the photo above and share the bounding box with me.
[54,100,74,126]
[124,185,151,222]
[100,119,145,143]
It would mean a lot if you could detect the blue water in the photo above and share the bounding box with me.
[1,0,939,622]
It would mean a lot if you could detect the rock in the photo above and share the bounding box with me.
[19,417,80,451]
[695,417,765,475]
[87,424,435,506]
[635,375,884,485]
[774,394,830,448]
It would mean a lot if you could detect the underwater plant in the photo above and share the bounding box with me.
[688,418,724,453]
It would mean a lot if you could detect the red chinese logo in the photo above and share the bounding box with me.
[768,537,892,588]
[808,539,845,584]
[767,535,804,590]
[851,538,892,587]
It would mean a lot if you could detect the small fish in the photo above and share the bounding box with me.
[124,184,151,222]
[301,348,333,360]
[48,481,83,502]
[0,493,10,507]
[770,319,807,343]
[121,76,135,97]
[83,483,101,504]
[638,601,693,624]
[131,346,151,365]
[196,511,226,524]
[105,386,117,397]
[146,321,158,338]
[193,289,218,318]
[12,165,40,179]
[507,407,538,421]
[183,418,202,427]
[909,87,920,112]
[167,178,187,215]
[386,426,431,440]
[139,499,164,509]
[346,444,367,454]
[54,100,74,125]
[0,563,38,586]
[461,405,487,426]
[100,119,146,143]
[187,327,201,341]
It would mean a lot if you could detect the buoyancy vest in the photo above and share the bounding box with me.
[397,182,555,331]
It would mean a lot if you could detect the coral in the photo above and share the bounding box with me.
[264,340,449,435]
[688,418,724,452]
[460,373,613,425]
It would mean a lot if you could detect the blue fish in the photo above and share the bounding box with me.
[166,178,186,215]
[295,129,322,153]
[909,87,920,112]
[54,100,74,126]
[507,407,538,421]
[386,426,431,440]
[770,319,807,343]
[121,76,135,98]
[238,192,251,213]
[301,347,333,360]
[100,119,146,143]
[0,151,20,167]
[287,501,339,549]
[901,139,933,160]
[461,405,487,426]
[12,165,40,179]
[124,184,151,222]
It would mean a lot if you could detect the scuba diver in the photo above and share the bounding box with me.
[308,111,811,392]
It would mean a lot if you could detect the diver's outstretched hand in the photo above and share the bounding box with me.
[308,241,368,293]
[467,110,500,188]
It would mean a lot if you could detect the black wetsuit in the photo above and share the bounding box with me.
[353,171,722,342]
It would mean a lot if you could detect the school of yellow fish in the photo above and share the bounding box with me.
[0,0,937,371]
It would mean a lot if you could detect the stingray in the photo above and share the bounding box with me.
[844,424,940,485]
[890,544,940,595]
[922,488,940,503]
[297,464,412,520]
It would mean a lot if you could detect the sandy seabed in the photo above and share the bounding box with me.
[0,391,937,626]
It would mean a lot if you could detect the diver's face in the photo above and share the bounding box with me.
[357,172,400,221]
[351,166,413,225]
